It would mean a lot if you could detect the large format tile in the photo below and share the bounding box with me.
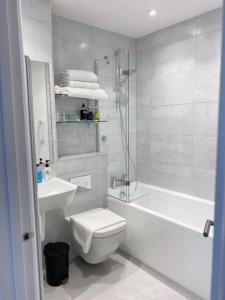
[53,36,92,75]
[52,14,90,43]
[192,168,216,201]
[195,67,221,102]
[150,104,194,135]
[197,8,223,35]
[21,0,51,22]
[193,136,217,170]
[193,102,219,136]
[90,45,116,79]
[137,18,196,51]
[150,70,196,105]
[196,29,222,68]
[44,251,198,300]
[22,17,52,62]
[149,134,193,166]
[150,38,196,78]
[149,161,192,195]
[90,26,110,47]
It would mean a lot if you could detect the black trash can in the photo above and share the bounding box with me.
[44,242,70,286]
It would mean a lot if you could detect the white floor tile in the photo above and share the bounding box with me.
[44,251,202,300]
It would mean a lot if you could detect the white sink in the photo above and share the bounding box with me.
[38,177,77,211]
[37,177,77,242]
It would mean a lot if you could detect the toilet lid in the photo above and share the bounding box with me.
[69,208,127,238]
[93,220,127,238]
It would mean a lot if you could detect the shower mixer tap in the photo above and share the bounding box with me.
[112,175,130,189]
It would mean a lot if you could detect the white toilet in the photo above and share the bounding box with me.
[66,208,127,264]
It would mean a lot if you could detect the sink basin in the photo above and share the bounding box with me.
[38,177,77,212]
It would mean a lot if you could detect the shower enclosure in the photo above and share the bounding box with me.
[99,48,137,203]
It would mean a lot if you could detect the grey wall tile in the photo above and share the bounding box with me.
[195,67,221,102]
[150,38,196,78]
[137,49,152,78]
[52,15,136,191]
[136,11,221,200]
[196,29,222,68]
[22,17,52,62]
[149,134,193,165]
[193,102,219,136]
[108,31,133,50]
[21,0,51,22]
[149,161,192,195]
[90,45,116,79]
[192,168,216,201]
[150,71,196,105]
[197,8,223,35]
[150,104,194,135]
[52,14,90,43]
[53,36,91,75]
[137,18,196,51]
[90,27,110,47]
[193,136,217,170]
[137,160,150,184]
[53,153,107,176]
[137,105,151,134]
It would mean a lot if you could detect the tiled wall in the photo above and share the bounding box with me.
[21,0,58,161]
[21,3,109,248]
[136,8,222,201]
[52,14,137,184]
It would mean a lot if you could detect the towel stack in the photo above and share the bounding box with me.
[55,70,108,101]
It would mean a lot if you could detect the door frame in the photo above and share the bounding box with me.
[0,0,42,299]
[211,3,225,300]
[2,0,225,299]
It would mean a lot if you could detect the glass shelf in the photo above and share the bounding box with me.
[56,120,107,124]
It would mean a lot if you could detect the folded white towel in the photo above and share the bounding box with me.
[70,208,126,254]
[60,80,99,90]
[66,87,108,100]
[61,70,98,83]
[54,85,69,95]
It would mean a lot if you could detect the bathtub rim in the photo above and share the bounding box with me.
[107,194,213,244]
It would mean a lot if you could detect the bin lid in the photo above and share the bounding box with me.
[44,242,70,257]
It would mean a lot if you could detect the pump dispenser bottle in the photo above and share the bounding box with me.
[45,160,52,181]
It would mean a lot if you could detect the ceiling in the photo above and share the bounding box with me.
[51,0,223,38]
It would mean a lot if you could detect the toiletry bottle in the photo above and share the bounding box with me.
[45,160,52,181]
[36,164,43,184]
[80,102,87,120]
[87,105,93,120]
[94,105,100,121]
[39,158,45,182]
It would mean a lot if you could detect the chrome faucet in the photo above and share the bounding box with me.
[112,175,130,189]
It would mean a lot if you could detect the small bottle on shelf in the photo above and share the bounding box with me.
[80,102,87,120]
[94,105,100,121]
[87,105,93,120]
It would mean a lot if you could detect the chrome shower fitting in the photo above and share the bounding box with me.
[94,56,110,75]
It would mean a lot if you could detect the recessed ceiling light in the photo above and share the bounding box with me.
[148,9,157,17]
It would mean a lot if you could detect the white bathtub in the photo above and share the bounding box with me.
[107,183,214,300]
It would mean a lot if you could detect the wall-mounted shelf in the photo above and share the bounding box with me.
[56,120,107,124]
[55,93,69,97]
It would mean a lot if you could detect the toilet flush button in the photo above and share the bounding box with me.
[70,175,92,191]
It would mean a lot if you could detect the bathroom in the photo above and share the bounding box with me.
[0,0,224,299]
